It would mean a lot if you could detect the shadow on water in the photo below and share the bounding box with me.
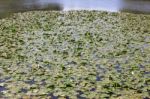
[0,0,150,18]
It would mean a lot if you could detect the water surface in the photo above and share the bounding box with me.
[0,0,150,18]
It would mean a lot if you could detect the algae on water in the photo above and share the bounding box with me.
[0,11,150,98]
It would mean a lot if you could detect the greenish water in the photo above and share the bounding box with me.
[0,11,150,98]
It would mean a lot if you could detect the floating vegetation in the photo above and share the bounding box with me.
[0,11,150,98]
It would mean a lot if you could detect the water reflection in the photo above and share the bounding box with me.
[0,0,62,12]
[0,0,62,18]
[0,0,150,18]
[38,0,119,11]
[120,0,150,14]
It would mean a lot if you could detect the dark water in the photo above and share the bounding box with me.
[0,0,150,17]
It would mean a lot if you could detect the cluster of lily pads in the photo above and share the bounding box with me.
[0,11,150,98]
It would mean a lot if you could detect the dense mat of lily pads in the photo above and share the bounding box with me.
[0,11,150,98]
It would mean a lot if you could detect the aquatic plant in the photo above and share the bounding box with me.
[0,11,150,98]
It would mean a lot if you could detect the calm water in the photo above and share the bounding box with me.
[0,0,150,18]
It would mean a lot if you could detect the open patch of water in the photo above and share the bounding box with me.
[1,0,150,18]
[0,86,7,93]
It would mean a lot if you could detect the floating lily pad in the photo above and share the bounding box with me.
[0,11,150,98]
